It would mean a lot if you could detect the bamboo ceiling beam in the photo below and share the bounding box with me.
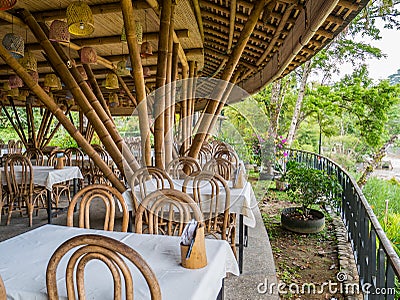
[24,30,189,51]
[121,0,152,167]
[188,0,268,160]
[0,42,125,192]
[228,0,237,53]
[256,3,297,66]
[241,0,339,93]
[192,0,204,42]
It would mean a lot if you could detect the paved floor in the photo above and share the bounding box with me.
[0,191,279,299]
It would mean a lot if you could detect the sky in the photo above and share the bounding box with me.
[336,23,399,81]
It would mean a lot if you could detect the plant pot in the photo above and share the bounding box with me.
[281,207,325,234]
[275,180,288,191]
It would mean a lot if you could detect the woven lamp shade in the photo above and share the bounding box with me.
[7,87,19,97]
[3,81,11,91]
[136,22,143,44]
[77,65,88,80]
[109,92,119,107]
[105,72,119,89]
[51,76,63,91]
[19,51,37,72]
[116,60,131,76]
[2,33,24,58]
[0,0,17,11]
[9,75,23,88]
[66,1,94,36]
[140,41,153,58]
[49,20,70,43]
[80,46,97,64]
[44,74,59,88]
[28,71,39,84]
[18,89,29,101]
[143,66,151,78]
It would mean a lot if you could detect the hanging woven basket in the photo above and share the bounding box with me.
[143,66,151,78]
[0,0,17,11]
[105,72,119,89]
[49,20,70,43]
[19,51,37,72]
[66,1,94,36]
[109,92,119,107]
[116,60,131,76]
[9,74,23,88]
[77,65,88,80]
[80,46,97,64]
[140,41,153,58]
[44,74,59,88]
[2,33,24,58]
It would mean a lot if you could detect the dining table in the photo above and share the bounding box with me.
[0,224,239,300]
[1,165,83,223]
[122,178,258,273]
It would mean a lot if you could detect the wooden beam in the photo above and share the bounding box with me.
[241,0,339,93]
[188,0,268,160]
[228,0,237,53]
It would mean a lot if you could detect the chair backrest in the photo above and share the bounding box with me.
[89,147,110,184]
[203,157,234,180]
[198,146,213,167]
[166,157,201,179]
[135,189,203,236]
[0,274,6,300]
[47,150,67,167]
[46,234,161,300]
[214,149,239,170]
[67,184,129,232]
[183,171,230,240]
[65,147,85,169]
[5,154,33,201]
[130,166,174,211]
[24,147,45,166]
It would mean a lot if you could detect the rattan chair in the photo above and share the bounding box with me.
[130,166,174,212]
[24,147,45,166]
[203,157,234,180]
[214,148,239,171]
[135,189,203,236]
[47,150,71,209]
[88,147,110,185]
[46,234,161,300]
[166,157,201,179]
[0,274,6,300]
[67,184,129,232]
[4,154,46,226]
[183,171,236,256]
[65,147,86,188]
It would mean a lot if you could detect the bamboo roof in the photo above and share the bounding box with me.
[0,0,368,113]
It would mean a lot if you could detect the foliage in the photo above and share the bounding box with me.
[285,162,343,217]
[274,135,288,179]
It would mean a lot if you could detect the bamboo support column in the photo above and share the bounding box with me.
[171,42,179,159]
[187,61,195,145]
[116,74,138,108]
[164,2,176,166]
[0,44,125,192]
[121,0,152,167]
[188,0,267,159]
[181,64,189,153]
[154,0,172,169]
[0,102,26,145]
[43,106,73,148]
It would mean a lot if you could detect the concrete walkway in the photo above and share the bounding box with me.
[0,197,279,299]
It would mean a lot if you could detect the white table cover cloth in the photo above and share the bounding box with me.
[1,166,83,190]
[0,224,239,300]
[123,178,258,228]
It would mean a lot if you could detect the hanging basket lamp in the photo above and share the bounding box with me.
[44,74,59,88]
[143,66,151,78]
[0,0,17,11]
[19,51,37,72]
[3,81,11,91]
[105,72,119,89]
[2,33,24,58]
[7,87,19,97]
[140,41,153,58]
[109,92,119,107]
[49,20,70,43]
[77,65,88,80]
[9,74,23,88]
[116,60,130,76]
[80,46,97,64]
[66,1,94,36]
[51,76,63,91]
[18,89,29,101]
[28,71,39,84]
[136,21,143,44]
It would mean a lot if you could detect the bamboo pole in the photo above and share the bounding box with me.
[164,3,176,166]
[42,106,72,148]
[9,97,28,146]
[0,102,26,145]
[0,44,125,192]
[19,13,138,179]
[83,63,113,121]
[40,114,54,149]
[171,42,179,159]
[116,73,138,108]
[154,0,172,169]
[27,103,37,148]
[181,64,189,153]
[187,61,195,146]
[37,109,51,147]
[188,0,267,159]
[121,0,152,167]
[228,0,237,53]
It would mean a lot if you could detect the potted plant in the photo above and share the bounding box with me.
[281,162,342,233]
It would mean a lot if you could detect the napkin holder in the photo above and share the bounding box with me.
[54,157,65,169]
[180,224,207,269]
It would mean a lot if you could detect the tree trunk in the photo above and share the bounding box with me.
[286,60,312,147]
[357,135,398,189]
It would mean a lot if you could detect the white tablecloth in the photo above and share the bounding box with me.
[123,178,258,228]
[0,225,239,300]
[2,166,83,190]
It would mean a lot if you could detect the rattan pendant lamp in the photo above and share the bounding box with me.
[140,10,152,58]
[66,1,94,36]
[49,20,70,43]
[0,0,17,11]
[105,72,119,89]
[109,92,119,107]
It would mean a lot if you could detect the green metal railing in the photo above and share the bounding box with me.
[287,149,400,300]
